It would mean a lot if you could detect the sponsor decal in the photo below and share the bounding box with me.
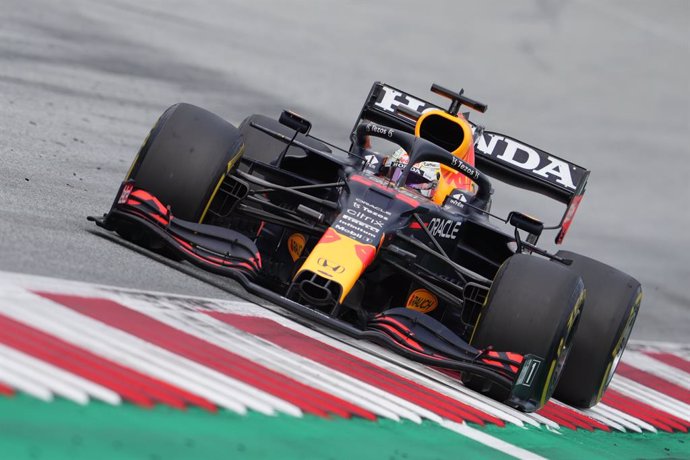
[317,258,346,274]
[118,183,134,204]
[406,289,438,313]
[427,217,462,239]
[334,198,391,245]
[365,122,394,138]
[449,156,480,180]
[516,357,542,387]
[287,233,306,262]
[447,191,468,208]
[364,154,379,167]
[374,85,433,114]
[475,133,576,190]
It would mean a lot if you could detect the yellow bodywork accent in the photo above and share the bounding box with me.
[125,153,140,181]
[198,144,245,223]
[541,290,584,405]
[540,359,558,406]
[126,125,156,180]
[413,110,475,205]
[296,229,375,303]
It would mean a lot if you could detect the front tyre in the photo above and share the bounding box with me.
[467,254,585,410]
[553,251,642,408]
[127,103,244,222]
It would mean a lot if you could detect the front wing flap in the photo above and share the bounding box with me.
[367,308,549,412]
[89,181,261,276]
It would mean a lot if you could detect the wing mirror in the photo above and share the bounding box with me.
[279,110,311,135]
[508,211,543,246]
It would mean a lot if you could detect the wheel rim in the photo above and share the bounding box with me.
[597,291,642,402]
[541,291,584,405]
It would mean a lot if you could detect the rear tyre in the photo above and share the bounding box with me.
[126,103,244,222]
[467,254,585,408]
[553,251,642,408]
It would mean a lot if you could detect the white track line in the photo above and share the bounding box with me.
[0,360,53,402]
[0,294,300,417]
[577,407,627,433]
[131,292,522,426]
[180,311,427,423]
[147,302,548,458]
[611,375,690,423]
[0,344,120,405]
[441,420,547,460]
[0,350,88,404]
[158,309,412,422]
[587,403,655,433]
[622,350,690,390]
[118,293,475,424]
[3,271,689,441]
[0,299,254,413]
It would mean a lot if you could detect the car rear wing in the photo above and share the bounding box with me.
[350,82,590,244]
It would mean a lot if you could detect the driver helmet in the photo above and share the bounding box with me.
[382,148,440,198]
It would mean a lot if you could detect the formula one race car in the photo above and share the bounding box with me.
[90,82,642,412]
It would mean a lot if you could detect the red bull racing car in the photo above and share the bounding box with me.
[90,82,642,412]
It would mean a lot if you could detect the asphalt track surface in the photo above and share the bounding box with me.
[0,0,688,341]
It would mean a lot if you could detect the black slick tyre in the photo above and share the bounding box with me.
[126,103,244,222]
[468,253,585,409]
[553,251,642,408]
